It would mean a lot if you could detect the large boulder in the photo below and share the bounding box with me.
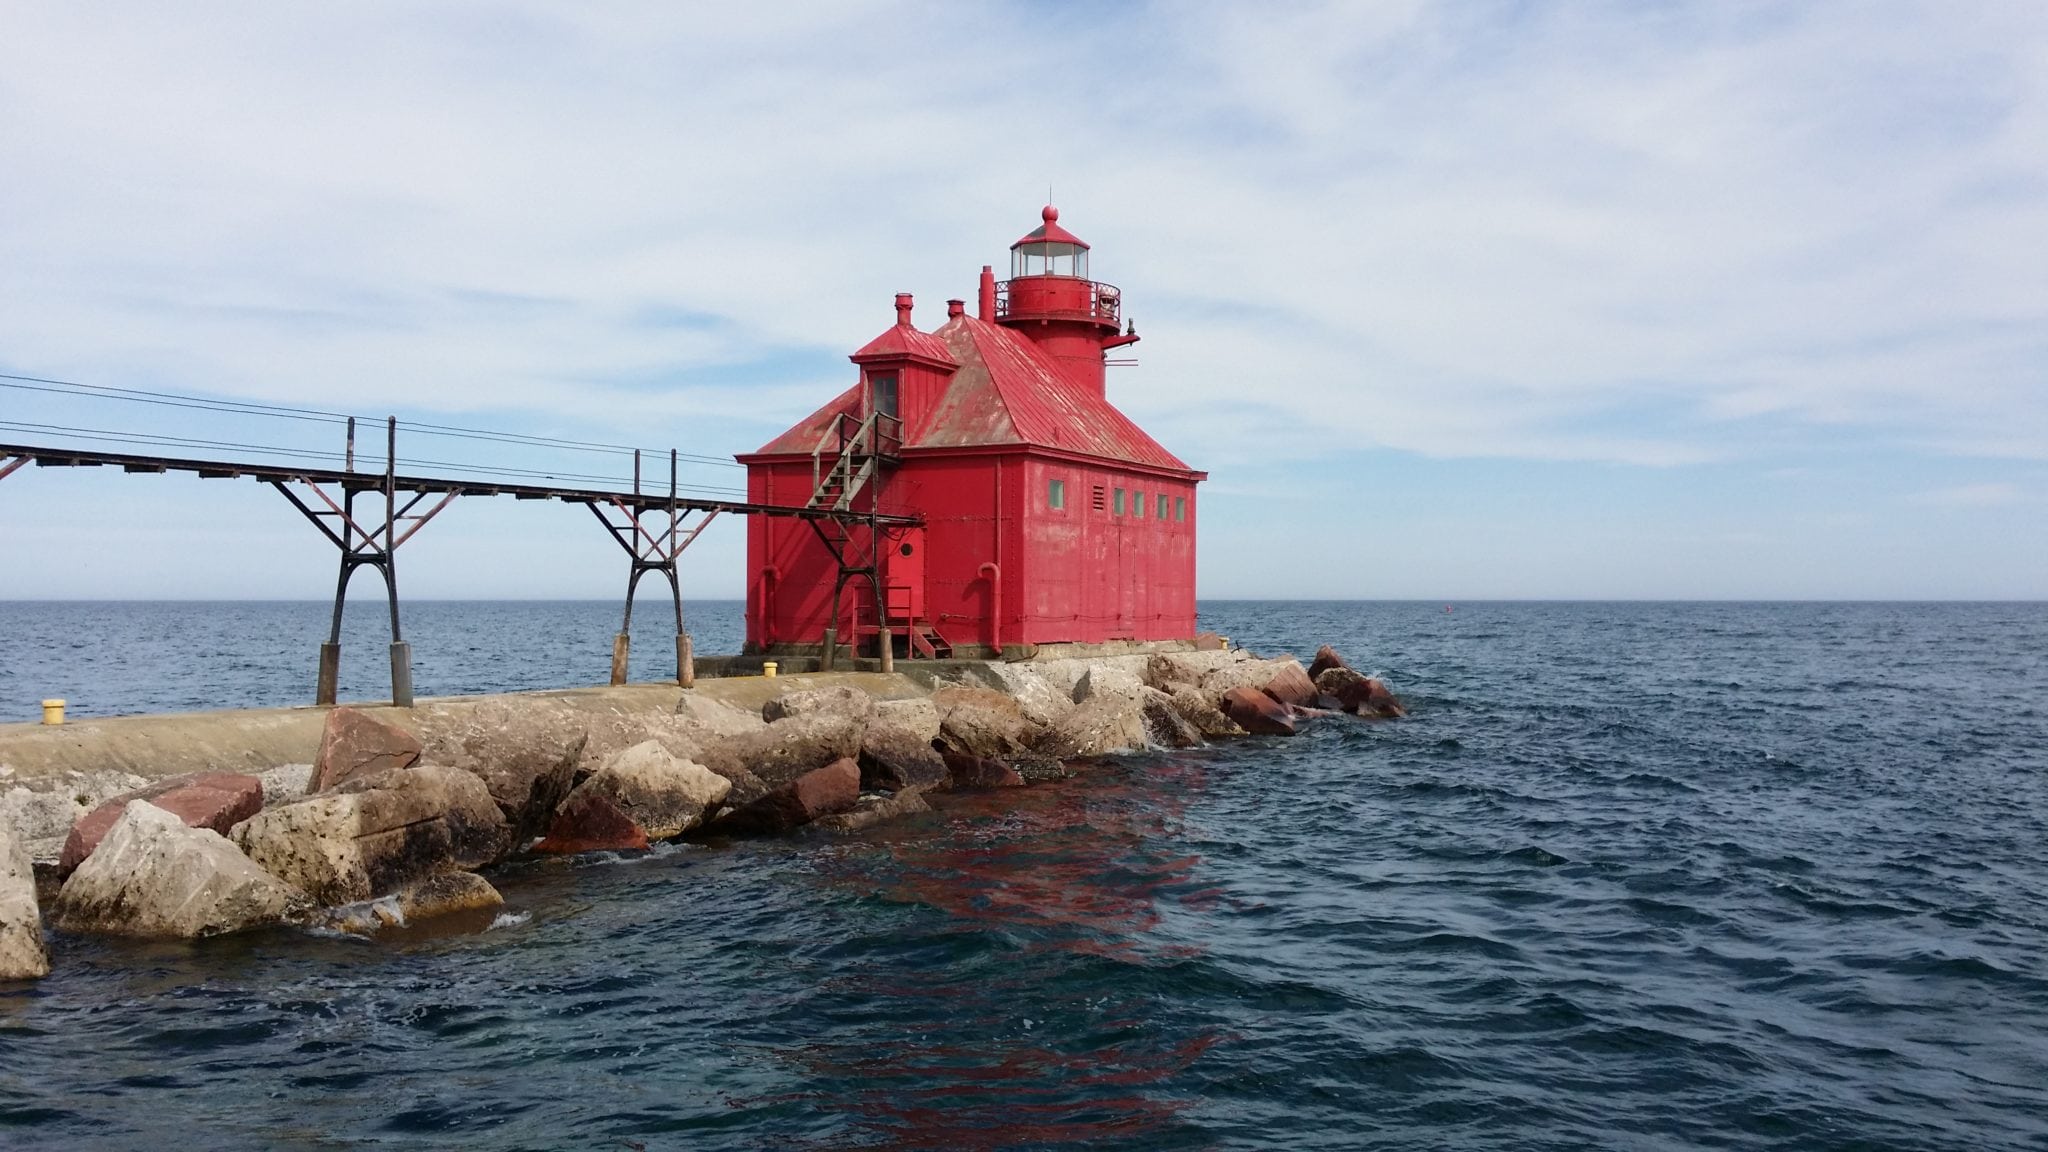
[321,872,504,936]
[874,697,941,743]
[2,769,151,866]
[415,701,588,843]
[1315,668,1406,718]
[534,790,648,855]
[814,786,932,834]
[859,699,947,792]
[55,801,310,938]
[712,757,860,836]
[1140,690,1204,749]
[932,684,1045,760]
[943,750,1025,789]
[1200,656,1297,699]
[1307,644,1351,681]
[311,707,422,792]
[232,764,510,907]
[1259,659,1320,709]
[60,772,264,876]
[1070,663,1149,704]
[968,663,1072,726]
[1143,649,1246,692]
[0,822,49,980]
[762,686,875,724]
[1166,685,1245,739]
[1033,693,1151,759]
[574,712,715,781]
[696,708,866,790]
[535,741,729,853]
[258,763,315,806]
[1221,686,1298,736]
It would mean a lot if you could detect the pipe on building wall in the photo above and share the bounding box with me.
[978,562,1001,653]
[755,565,780,646]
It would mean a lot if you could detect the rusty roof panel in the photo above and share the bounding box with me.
[926,317,1193,472]
[744,318,1195,475]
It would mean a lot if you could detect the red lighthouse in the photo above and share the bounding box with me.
[739,206,1205,660]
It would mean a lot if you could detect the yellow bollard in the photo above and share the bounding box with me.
[41,699,66,726]
[762,661,779,678]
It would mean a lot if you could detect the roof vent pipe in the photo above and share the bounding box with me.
[946,298,965,318]
[978,266,996,321]
[894,293,914,326]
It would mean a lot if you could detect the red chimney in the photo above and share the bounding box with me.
[977,266,996,321]
[894,293,913,326]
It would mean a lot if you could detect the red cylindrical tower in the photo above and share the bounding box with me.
[994,205,1137,395]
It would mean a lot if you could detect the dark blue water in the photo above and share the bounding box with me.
[3,601,2046,1150]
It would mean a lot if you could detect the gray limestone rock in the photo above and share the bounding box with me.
[233,764,510,907]
[0,821,49,979]
[54,801,310,938]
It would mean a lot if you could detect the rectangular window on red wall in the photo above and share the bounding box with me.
[1112,488,1126,516]
[1156,493,1168,519]
[1048,478,1065,509]
[1175,496,1186,522]
[1134,490,1146,518]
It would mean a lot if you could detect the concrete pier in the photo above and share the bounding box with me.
[0,673,928,787]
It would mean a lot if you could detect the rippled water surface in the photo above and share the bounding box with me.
[3,601,2046,1150]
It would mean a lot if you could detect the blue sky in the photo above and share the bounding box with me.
[2,1,2044,599]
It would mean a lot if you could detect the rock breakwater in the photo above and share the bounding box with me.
[0,641,1401,980]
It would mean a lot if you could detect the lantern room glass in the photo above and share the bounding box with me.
[1012,241,1089,279]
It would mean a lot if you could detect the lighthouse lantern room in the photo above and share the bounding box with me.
[739,206,1204,660]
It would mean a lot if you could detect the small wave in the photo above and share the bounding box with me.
[486,911,532,932]
[1499,845,1571,867]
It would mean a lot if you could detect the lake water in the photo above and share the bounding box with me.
[2,600,2046,1150]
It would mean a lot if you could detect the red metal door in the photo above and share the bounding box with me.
[886,526,925,622]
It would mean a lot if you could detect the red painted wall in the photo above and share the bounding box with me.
[745,447,1195,652]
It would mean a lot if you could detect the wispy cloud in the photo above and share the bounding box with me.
[1909,481,2026,507]
[2,3,2046,598]
[3,1,2044,472]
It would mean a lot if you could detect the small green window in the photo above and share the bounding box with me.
[1156,493,1169,519]
[1133,490,1146,518]
[1174,496,1186,522]
[1048,478,1065,510]
[1112,488,1126,516]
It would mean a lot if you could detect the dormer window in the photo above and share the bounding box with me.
[868,372,898,419]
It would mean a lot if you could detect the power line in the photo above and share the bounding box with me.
[1,371,748,468]
[0,419,750,497]
[0,375,352,426]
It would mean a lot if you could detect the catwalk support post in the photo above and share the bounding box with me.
[272,416,455,708]
[589,449,711,690]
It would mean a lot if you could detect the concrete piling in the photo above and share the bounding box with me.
[389,642,414,708]
[316,642,341,707]
[610,633,631,687]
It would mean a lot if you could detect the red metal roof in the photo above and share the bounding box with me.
[1012,204,1089,250]
[849,321,956,367]
[745,316,1196,476]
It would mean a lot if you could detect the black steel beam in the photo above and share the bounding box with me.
[0,441,918,526]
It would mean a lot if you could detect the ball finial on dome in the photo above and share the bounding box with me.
[1042,204,1058,223]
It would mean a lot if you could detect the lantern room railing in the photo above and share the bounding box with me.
[993,278,1121,327]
